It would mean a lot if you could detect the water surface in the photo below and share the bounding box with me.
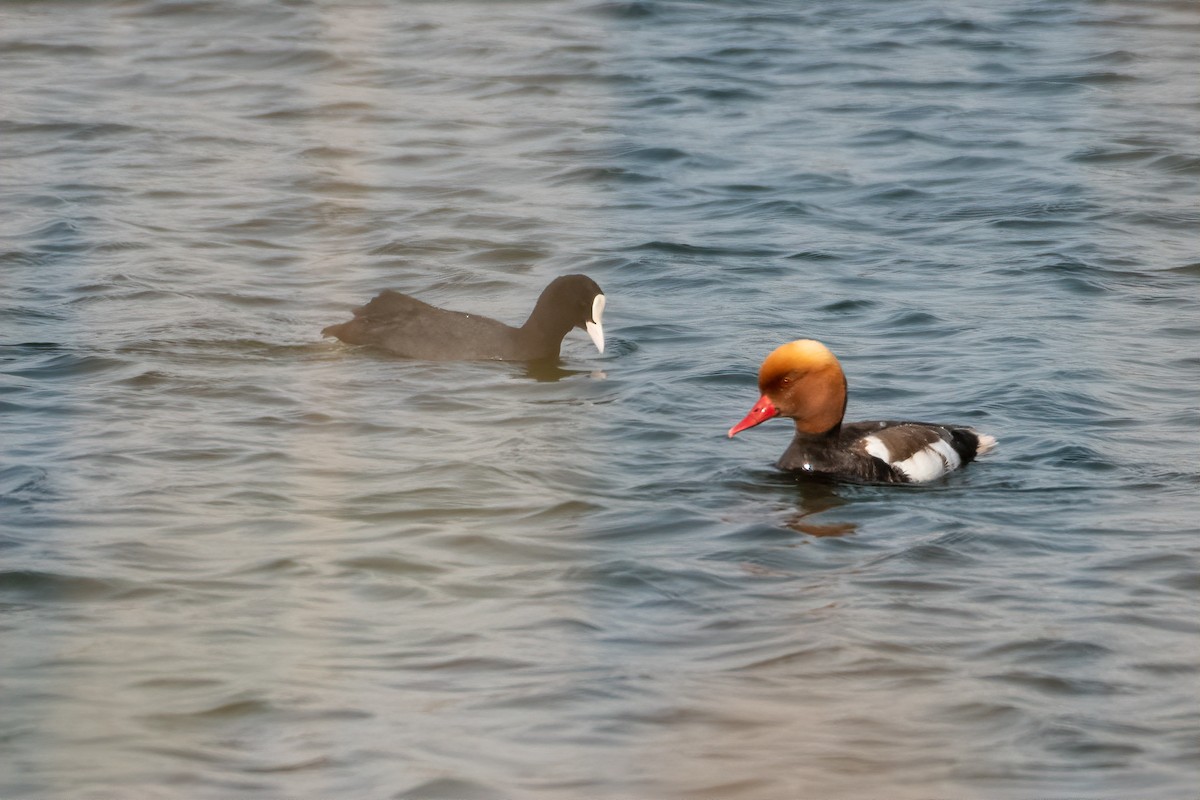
[2,1,1199,798]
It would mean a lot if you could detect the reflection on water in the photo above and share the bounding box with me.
[784,481,858,538]
[520,361,605,383]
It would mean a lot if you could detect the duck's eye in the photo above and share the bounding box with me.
[780,377,792,386]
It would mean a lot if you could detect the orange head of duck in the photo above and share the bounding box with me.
[729,339,849,438]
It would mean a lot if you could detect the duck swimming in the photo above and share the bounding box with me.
[729,339,995,483]
[322,274,605,361]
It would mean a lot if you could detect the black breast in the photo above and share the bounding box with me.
[777,424,906,483]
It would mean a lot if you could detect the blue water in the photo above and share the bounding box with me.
[2,1,1198,798]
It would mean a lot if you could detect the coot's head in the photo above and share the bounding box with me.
[536,274,606,354]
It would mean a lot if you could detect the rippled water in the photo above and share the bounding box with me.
[3,1,1199,798]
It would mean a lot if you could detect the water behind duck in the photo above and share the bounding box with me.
[2,1,1198,798]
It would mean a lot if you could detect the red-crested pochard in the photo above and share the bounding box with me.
[729,339,996,483]
[322,274,605,361]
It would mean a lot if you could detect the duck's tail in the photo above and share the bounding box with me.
[974,432,998,456]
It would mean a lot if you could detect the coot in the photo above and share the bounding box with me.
[322,274,605,361]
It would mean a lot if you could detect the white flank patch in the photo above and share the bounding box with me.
[862,435,892,463]
[894,439,961,483]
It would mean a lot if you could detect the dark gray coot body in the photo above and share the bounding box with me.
[322,274,606,361]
